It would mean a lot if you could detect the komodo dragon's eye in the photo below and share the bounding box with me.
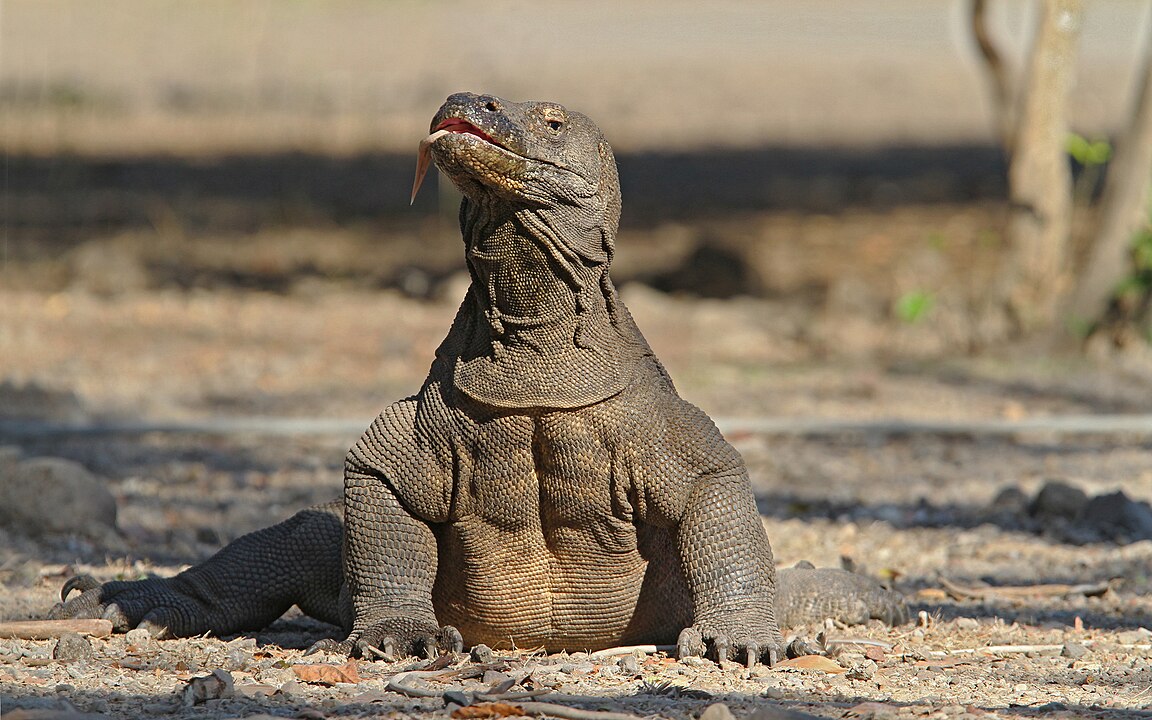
[543,109,566,133]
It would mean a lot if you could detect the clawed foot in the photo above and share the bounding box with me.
[676,623,783,667]
[313,617,463,661]
[49,574,209,639]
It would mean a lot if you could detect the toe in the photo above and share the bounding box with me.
[439,625,464,654]
[676,627,705,659]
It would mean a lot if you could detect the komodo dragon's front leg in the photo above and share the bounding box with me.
[335,396,464,659]
[674,470,782,665]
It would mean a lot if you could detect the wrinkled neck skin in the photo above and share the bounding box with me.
[463,192,615,345]
[437,189,647,411]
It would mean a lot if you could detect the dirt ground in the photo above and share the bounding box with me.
[5,3,1152,718]
[4,276,1152,720]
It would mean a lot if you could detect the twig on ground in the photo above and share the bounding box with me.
[939,577,1112,601]
[387,669,460,698]
[516,701,644,720]
[588,644,673,659]
[0,619,113,639]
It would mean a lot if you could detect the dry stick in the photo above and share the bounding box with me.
[387,670,644,720]
[929,641,1152,658]
[0,619,113,639]
[386,669,457,698]
[939,577,1112,601]
[515,702,644,720]
[588,644,673,659]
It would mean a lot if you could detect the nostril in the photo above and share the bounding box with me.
[484,100,499,112]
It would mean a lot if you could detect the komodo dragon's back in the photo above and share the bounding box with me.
[51,92,907,665]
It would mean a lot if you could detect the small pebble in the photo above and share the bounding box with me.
[699,703,737,720]
[53,633,94,663]
[124,628,153,647]
[481,670,510,685]
[955,617,979,631]
[617,653,641,675]
[1061,642,1089,659]
[845,658,877,681]
[469,644,494,663]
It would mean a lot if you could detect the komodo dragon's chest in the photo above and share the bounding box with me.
[426,397,686,651]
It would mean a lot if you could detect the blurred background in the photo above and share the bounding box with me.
[2,0,1151,422]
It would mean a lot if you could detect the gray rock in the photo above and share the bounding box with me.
[52,632,94,663]
[1061,642,1089,659]
[617,652,641,675]
[990,486,1029,516]
[1082,491,1152,541]
[0,381,87,423]
[0,457,118,540]
[123,628,153,648]
[1029,481,1088,520]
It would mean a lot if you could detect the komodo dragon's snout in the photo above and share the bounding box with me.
[50,92,907,666]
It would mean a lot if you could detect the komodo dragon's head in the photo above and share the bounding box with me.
[410,93,644,409]
[410,92,621,265]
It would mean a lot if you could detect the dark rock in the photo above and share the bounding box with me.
[1082,491,1152,541]
[0,457,118,540]
[0,381,87,423]
[990,486,1029,516]
[1029,481,1087,520]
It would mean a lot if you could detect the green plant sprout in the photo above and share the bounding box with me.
[895,290,935,324]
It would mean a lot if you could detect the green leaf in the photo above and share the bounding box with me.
[895,291,935,324]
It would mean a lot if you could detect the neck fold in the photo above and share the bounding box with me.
[435,202,640,409]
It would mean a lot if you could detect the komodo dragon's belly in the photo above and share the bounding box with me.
[433,518,650,650]
[429,410,661,651]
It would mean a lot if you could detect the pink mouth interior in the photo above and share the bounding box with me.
[432,118,500,146]
[411,118,506,204]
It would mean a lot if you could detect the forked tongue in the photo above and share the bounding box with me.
[411,129,452,204]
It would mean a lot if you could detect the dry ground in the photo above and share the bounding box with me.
[3,281,1152,720]
[4,3,1152,718]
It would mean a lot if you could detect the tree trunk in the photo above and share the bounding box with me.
[1066,12,1152,334]
[970,0,1016,151]
[993,0,1083,336]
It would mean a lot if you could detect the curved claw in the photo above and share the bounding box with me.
[712,635,730,663]
[345,620,464,661]
[742,641,759,669]
[305,637,350,657]
[60,574,101,602]
[676,624,782,667]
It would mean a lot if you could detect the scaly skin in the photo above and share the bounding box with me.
[50,93,907,664]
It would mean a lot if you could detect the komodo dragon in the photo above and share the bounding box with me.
[51,92,907,665]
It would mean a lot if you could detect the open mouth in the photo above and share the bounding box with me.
[411,117,511,203]
[431,118,502,147]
